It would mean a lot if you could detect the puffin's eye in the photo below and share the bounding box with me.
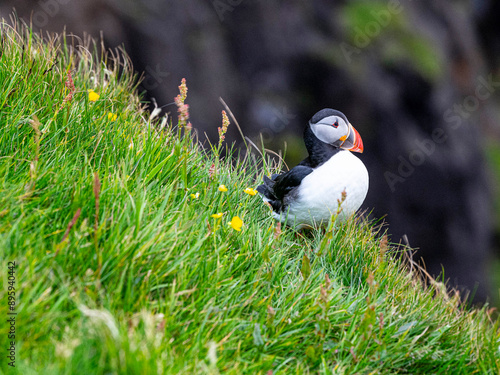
[333,120,339,128]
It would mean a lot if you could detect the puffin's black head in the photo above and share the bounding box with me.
[309,108,364,153]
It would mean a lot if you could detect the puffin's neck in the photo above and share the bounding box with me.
[303,125,341,168]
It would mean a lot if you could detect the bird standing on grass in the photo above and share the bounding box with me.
[256,108,369,228]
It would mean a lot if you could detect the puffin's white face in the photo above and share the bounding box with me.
[310,114,364,153]
[310,115,349,144]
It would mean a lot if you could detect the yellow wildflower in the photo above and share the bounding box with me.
[190,192,200,199]
[244,188,258,196]
[228,216,243,232]
[107,112,118,121]
[218,185,228,192]
[88,89,100,102]
[211,213,223,219]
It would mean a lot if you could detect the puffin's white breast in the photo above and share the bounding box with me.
[278,151,369,227]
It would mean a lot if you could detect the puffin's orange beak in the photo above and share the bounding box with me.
[349,125,364,153]
[340,123,364,153]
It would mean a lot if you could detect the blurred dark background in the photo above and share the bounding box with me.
[2,0,500,304]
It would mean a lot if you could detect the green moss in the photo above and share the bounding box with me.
[340,0,443,80]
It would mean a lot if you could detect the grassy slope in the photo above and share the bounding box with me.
[0,22,499,374]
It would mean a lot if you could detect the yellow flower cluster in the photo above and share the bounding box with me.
[205,185,259,233]
[228,216,243,232]
[88,89,100,102]
[87,90,119,123]
[217,185,258,196]
[210,212,242,232]
[244,188,258,196]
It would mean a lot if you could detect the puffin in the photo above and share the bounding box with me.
[256,108,369,228]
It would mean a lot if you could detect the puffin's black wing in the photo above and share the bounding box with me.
[272,166,314,199]
[257,165,313,212]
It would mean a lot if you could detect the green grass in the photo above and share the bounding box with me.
[0,20,499,374]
